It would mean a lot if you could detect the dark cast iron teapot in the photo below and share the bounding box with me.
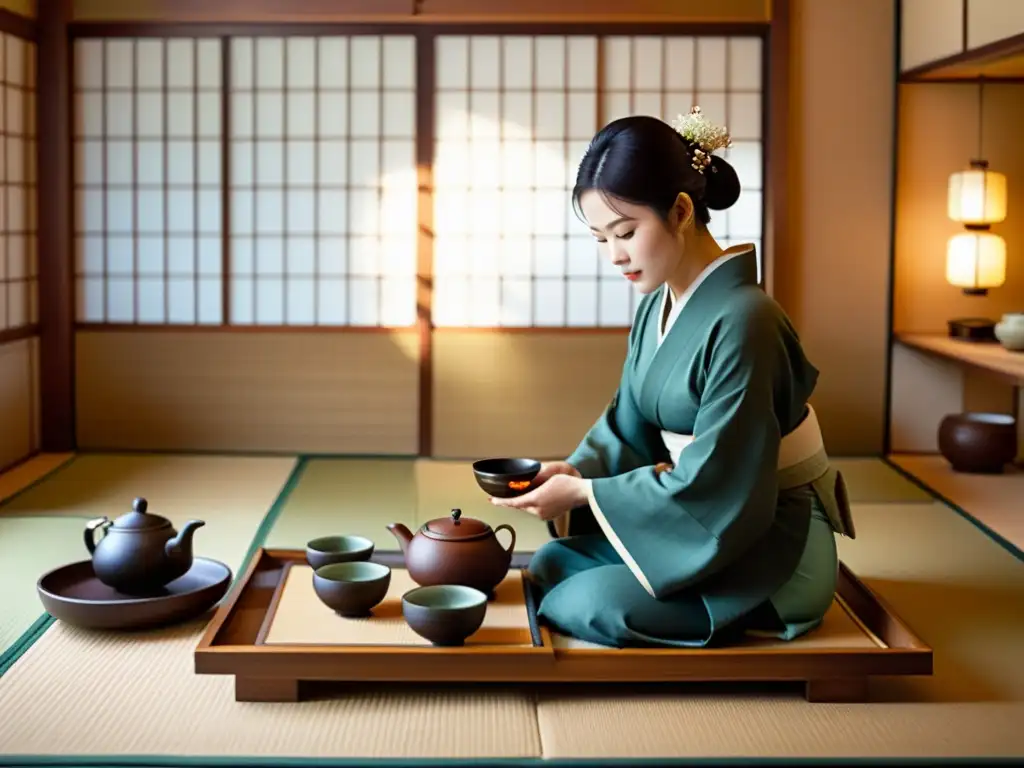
[84,497,206,595]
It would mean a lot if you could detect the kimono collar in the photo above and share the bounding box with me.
[637,244,759,419]
[687,244,759,295]
[659,244,758,339]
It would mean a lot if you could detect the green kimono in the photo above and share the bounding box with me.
[529,247,855,648]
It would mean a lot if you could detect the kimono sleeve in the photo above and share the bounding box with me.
[565,299,659,479]
[586,300,785,599]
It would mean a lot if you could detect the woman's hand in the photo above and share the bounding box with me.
[532,460,582,484]
[490,474,588,521]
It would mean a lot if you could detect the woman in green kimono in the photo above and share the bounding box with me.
[491,108,856,649]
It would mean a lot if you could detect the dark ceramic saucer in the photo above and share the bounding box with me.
[37,557,232,631]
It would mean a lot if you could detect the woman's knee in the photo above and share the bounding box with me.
[526,539,576,589]
[538,565,710,647]
[527,534,609,590]
[538,565,648,642]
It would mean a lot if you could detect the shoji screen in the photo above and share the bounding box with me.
[432,33,763,327]
[228,35,417,326]
[73,38,223,325]
[433,35,604,328]
[0,32,36,334]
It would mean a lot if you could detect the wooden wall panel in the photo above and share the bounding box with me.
[70,0,768,22]
[72,1,413,22]
[967,0,1024,50]
[899,0,964,72]
[0,338,39,471]
[75,330,420,454]
[893,83,1024,335]
[774,0,895,455]
[888,342,965,453]
[415,0,769,21]
[431,330,625,460]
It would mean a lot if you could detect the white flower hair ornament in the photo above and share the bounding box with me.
[671,106,732,174]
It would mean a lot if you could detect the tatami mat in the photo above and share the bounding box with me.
[1,453,297,531]
[0,453,81,659]
[0,455,541,759]
[0,515,91,657]
[0,454,468,761]
[1,455,1019,761]
[830,457,934,503]
[0,453,74,506]
[0,617,541,759]
[536,501,1024,759]
[263,457,417,551]
[0,454,298,672]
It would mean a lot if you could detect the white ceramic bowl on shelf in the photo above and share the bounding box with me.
[994,312,1024,351]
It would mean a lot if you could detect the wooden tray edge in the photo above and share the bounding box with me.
[194,545,273,654]
[195,551,933,697]
[836,560,934,660]
[254,560,295,645]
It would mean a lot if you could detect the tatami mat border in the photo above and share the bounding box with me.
[0,455,78,510]
[0,455,82,675]
[881,456,1024,562]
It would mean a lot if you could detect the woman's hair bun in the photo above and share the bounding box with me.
[703,155,741,211]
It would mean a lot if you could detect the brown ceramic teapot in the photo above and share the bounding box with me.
[84,497,205,595]
[386,509,516,597]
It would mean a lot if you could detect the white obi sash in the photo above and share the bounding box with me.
[660,404,825,473]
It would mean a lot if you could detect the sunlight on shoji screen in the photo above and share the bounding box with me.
[0,34,37,332]
[603,35,764,281]
[433,35,621,327]
[229,35,417,326]
[73,38,223,324]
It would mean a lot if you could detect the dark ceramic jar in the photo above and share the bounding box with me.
[938,412,1018,474]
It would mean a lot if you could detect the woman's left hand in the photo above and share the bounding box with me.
[490,474,588,521]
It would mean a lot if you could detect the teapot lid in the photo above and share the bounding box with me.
[113,498,170,531]
[421,509,492,541]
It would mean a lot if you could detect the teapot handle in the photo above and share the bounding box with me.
[84,517,113,554]
[493,523,516,555]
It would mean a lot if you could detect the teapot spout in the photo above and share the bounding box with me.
[165,519,205,561]
[386,522,413,555]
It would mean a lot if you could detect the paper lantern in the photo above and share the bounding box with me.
[947,160,1007,224]
[946,230,1007,293]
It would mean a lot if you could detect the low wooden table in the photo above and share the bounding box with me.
[194,548,933,704]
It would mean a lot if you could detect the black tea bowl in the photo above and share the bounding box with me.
[306,534,375,570]
[402,584,488,646]
[313,561,391,618]
[472,458,541,498]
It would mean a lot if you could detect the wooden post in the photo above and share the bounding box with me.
[36,0,75,451]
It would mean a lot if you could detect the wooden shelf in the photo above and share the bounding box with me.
[888,453,1024,557]
[895,333,1024,384]
[899,31,1024,82]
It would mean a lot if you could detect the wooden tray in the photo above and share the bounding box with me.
[194,548,932,704]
